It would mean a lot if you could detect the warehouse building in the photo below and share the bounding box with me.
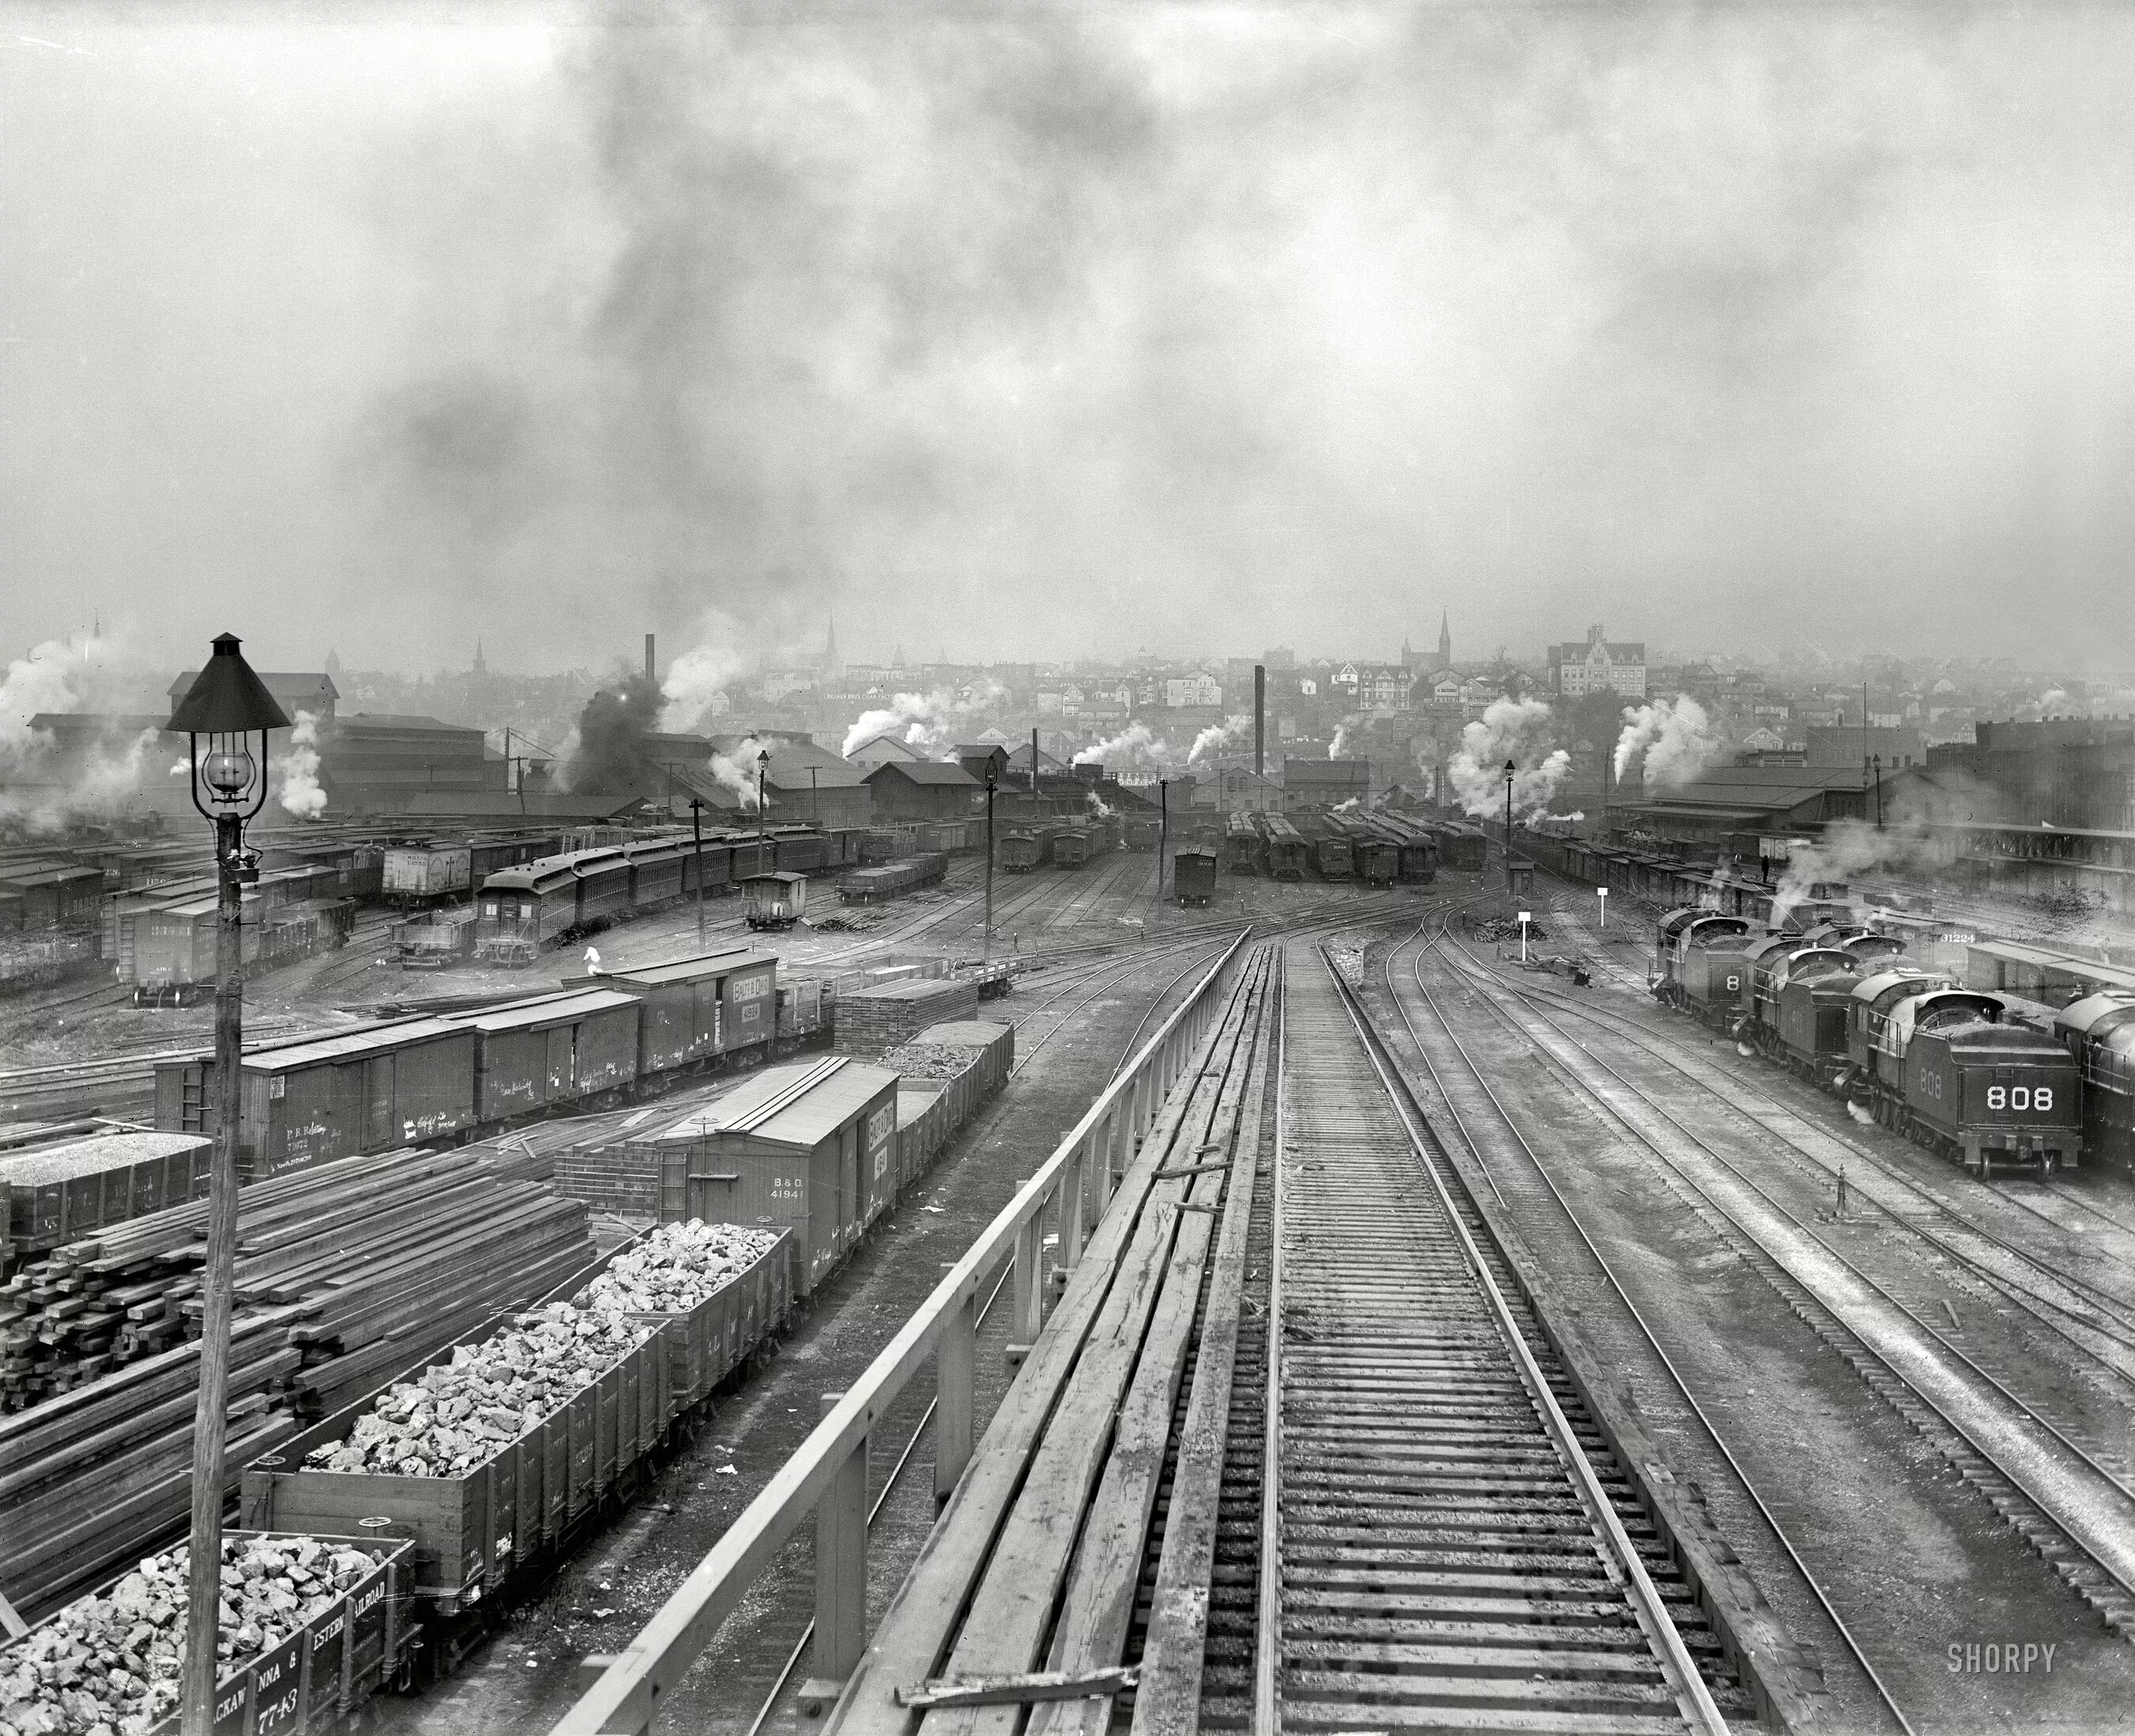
[863,759,983,821]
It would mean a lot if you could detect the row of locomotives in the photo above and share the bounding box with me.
[2056,992,2135,1173]
[1173,846,1219,907]
[1656,904,2086,1176]
[1224,811,1266,875]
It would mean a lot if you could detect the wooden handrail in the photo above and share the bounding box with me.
[552,929,1252,1736]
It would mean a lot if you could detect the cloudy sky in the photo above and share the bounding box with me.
[4,1,2133,678]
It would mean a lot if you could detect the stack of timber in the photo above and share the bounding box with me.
[835,975,980,1055]
[0,1142,595,1623]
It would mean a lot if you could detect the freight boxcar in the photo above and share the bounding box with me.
[999,830,1048,873]
[2055,992,2135,1174]
[384,844,473,903]
[153,1017,481,1178]
[647,1055,900,1295]
[448,988,643,1121]
[1173,847,1219,907]
[772,829,831,873]
[1124,817,1161,852]
[565,946,778,1074]
[1052,827,1095,868]
[1903,1017,2084,1174]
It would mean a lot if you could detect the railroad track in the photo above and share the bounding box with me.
[1431,930,2135,1383]
[1398,922,2135,1644]
[1167,948,1747,1733]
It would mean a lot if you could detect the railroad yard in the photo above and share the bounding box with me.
[8,814,2135,1736]
[21,9,2135,1730]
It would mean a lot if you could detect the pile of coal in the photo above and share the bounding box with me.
[580,1221,780,1316]
[0,1535,385,1736]
[303,1301,650,1477]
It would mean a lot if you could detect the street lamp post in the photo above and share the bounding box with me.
[690,796,707,946]
[983,768,997,964]
[1871,753,1884,830]
[1502,759,1516,889]
[168,635,289,1736]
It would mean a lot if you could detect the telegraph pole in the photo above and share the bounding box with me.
[1158,778,1169,904]
[983,768,996,963]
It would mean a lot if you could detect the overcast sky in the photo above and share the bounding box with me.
[4,2,2133,679]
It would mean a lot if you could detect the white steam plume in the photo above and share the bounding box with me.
[274,710,328,818]
[660,610,750,732]
[710,734,771,810]
[0,632,165,831]
[1075,723,1174,776]
[841,679,1006,758]
[1187,713,1249,764]
[1448,696,1570,821]
[1614,696,1725,788]
[1768,816,1962,927]
[1329,715,1363,759]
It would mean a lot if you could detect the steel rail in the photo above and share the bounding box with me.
[1384,919,1915,1735]
[1317,947,1732,1735]
[551,928,1253,1736]
[1413,922,2135,1633]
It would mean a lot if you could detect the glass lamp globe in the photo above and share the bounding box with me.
[202,745,255,798]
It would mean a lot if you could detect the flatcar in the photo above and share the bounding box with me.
[1173,847,1219,907]
[1223,812,1264,876]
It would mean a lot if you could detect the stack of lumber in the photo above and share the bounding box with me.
[836,976,981,1055]
[0,1309,304,1622]
[0,1142,596,1623]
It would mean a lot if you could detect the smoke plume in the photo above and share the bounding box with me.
[1448,697,1570,821]
[274,711,328,819]
[1615,696,1725,788]
[1075,723,1174,777]
[1187,714,1249,765]
[1767,816,1963,926]
[0,632,167,832]
[709,734,770,810]
[841,681,1005,758]
[659,610,750,733]
[1330,718,1363,760]
[562,671,662,794]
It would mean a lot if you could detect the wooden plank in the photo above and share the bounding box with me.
[826,957,1265,1736]
[896,1667,1138,1710]
[1128,967,1274,1736]
[917,960,1270,1736]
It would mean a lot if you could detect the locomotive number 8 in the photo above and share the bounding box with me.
[1986,1085,2051,1112]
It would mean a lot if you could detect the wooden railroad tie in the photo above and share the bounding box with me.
[1152,1159,1230,1179]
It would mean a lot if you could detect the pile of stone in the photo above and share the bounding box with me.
[580,1222,780,1316]
[303,1301,650,1478]
[0,1534,386,1736]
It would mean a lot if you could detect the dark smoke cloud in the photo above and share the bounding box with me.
[563,670,661,794]
[5,5,2135,669]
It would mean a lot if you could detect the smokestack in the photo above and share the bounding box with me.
[1254,665,1266,777]
[645,633,656,686]
[1031,727,1040,798]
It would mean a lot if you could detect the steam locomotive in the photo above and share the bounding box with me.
[1653,908,2085,1176]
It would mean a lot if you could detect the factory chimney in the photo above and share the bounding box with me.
[1254,664,1266,778]
[1031,727,1040,798]
[644,634,656,686]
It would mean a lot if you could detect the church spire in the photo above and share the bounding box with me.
[1438,610,1451,665]
[472,637,487,677]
